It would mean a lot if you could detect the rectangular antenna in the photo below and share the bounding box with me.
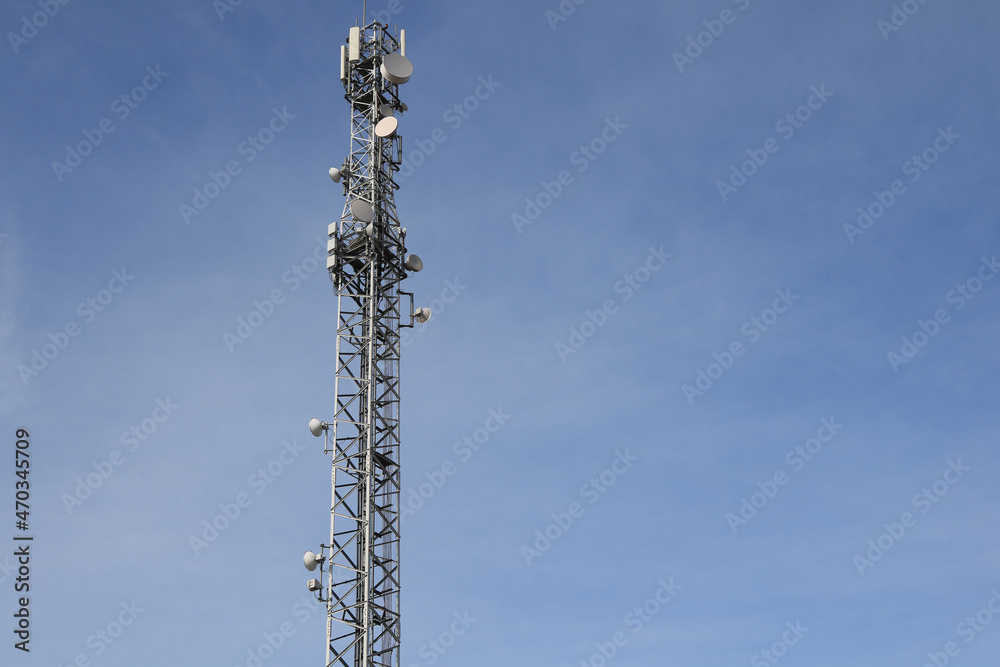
[340,45,347,81]
[400,29,406,57]
[349,27,360,61]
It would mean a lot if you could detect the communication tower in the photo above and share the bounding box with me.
[303,10,428,667]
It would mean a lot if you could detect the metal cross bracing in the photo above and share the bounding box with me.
[317,20,413,667]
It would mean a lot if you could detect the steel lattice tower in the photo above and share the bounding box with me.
[303,15,424,667]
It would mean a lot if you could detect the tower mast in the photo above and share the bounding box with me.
[304,13,425,667]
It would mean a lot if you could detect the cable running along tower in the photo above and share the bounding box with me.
[303,14,427,667]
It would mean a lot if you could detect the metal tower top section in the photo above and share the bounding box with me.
[327,22,411,290]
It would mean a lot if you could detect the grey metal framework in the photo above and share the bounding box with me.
[316,20,414,667]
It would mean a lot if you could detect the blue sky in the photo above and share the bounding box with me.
[2,0,999,665]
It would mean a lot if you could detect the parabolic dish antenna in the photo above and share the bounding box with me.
[375,116,398,138]
[351,200,374,223]
[404,254,423,272]
[379,103,395,118]
[380,54,413,84]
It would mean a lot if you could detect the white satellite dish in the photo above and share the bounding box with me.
[380,54,413,84]
[414,307,431,324]
[308,418,326,437]
[375,116,398,138]
[379,104,395,118]
[351,200,374,223]
[303,550,324,571]
[328,167,342,183]
[404,254,423,272]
